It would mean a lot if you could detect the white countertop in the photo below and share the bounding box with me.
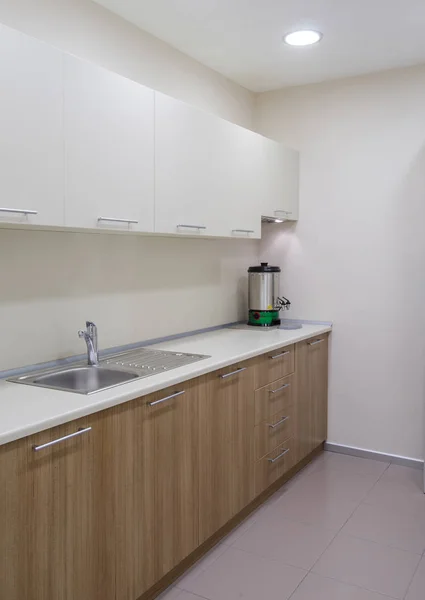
[0,324,331,446]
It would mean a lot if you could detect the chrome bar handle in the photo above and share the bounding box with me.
[269,383,290,394]
[0,207,38,215]
[232,229,255,234]
[308,339,325,346]
[268,448,290,463]
[274,210,292,216]
[177,224,207,230]
[269,350,290,360]
[148,390,185,406]
[220,367,247,379]
[268,416,289,429]
[33,427,92,451]
[98,216,138,224]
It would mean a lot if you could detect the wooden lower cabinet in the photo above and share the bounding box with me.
[198,362,255,543]
[0,334,329,600]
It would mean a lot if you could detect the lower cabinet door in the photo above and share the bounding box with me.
[145,378,203,579]
[255,438,295,497]
[198,364,255,543]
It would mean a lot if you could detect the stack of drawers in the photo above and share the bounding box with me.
[253,344,295,496]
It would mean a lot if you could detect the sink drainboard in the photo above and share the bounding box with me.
[102,347,209,376]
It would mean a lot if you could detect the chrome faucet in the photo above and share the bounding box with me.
[78,321,99,366]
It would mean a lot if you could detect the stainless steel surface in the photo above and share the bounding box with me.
[78,321,99,366]
[268,447,290,463]
[308,339,325,346]
[269,350,290,360]
[148,390,185,406]
[9,347,210,394]
[177,224,207,230]
[269,383,290,394]
[227,323,303,332]
[248,271,280,311]
[98,216,138,224]
[268,416,289,429]
[0,207,37,215]
[33,427,92,451]
[32,366,138,394]
[219,367,247,379]
[232,229,255,234]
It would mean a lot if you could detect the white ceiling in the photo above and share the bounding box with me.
[94,0,425,92]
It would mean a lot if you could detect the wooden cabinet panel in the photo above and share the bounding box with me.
[145,379,203,579]
[254,405,294,460]
[0,23,64,228]
[254,374,293,425]
[310,337,329,448]
[254,438,295,497]
[254,345,295,389]
[199,363,255,542]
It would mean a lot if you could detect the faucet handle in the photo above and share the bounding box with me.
[78,330,87,339]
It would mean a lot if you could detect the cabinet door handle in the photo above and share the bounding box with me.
[177,224,207,230]
[268,447,290,463]
[268,416,289,429]
[98,216,138,224]
[308,339,324,346]
[269,383,290,394]
[33,427,91,451]
[148,390,185,406]
[220,367,247,379]
[232,229,255,234]
[0,207,38,215]
[269,350,290,360]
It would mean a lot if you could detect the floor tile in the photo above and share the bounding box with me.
[312,533,421,599]
[291,572,393,600]
[289,468,379,504]
[405,556,425,600]
[158,587,205,600]
[342,503,425,555]
[363,477,425,519]
[379,464,423,488]
[232,515,335,569]
[270,486,358,532]
[174,543,229,590]
[178,546,307,600]
[311,452,389,479]
[220,513,258,546]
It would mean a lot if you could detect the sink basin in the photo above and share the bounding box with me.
[30,366,138,394]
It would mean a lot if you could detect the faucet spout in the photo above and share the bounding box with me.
[78,321,99,366]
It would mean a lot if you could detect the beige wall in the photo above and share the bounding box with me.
[0,1,258,371]
[255,65,425,460]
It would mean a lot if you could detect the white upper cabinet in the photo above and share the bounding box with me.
[63,56,154,232]
[0,24,64,227]
[261,137,299,221]
[154,93,261,239]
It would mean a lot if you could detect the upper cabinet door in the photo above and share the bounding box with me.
[64,56,154,232]
[261,138,299,221]
[0,25,64,227]
[154,93,261,239]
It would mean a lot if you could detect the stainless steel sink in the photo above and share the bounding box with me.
[8,347,210,394]
[20,366,139,394]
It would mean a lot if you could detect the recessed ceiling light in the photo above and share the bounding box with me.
[283,30,322,46]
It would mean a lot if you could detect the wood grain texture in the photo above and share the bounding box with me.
[254,405,294,460]
[254,438,295,496]
[198,361,255,543]
[310,336,329,448]
[254,344,295,389]
[254,374,293,425]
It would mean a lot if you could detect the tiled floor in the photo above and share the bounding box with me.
[159,451,425,600]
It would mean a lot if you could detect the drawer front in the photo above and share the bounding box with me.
[254,438,295,497]
[254,374,293,425]
[254,344,295,389]
[254,405,294,460]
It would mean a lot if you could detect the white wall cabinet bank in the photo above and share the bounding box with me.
[0,24,64,228]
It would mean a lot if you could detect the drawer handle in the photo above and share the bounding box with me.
[148,390,185,406]
[220,367,247,379]
[269,351,290,360]
[269,383,290,394]
[33,427,91,451]
[0,207,38,215]
[98,216,138,224]
[177,224,207,230]
[308,339,324,346]
[232,229,255,234]
[268,448,290,463]
[268,416,289,429]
